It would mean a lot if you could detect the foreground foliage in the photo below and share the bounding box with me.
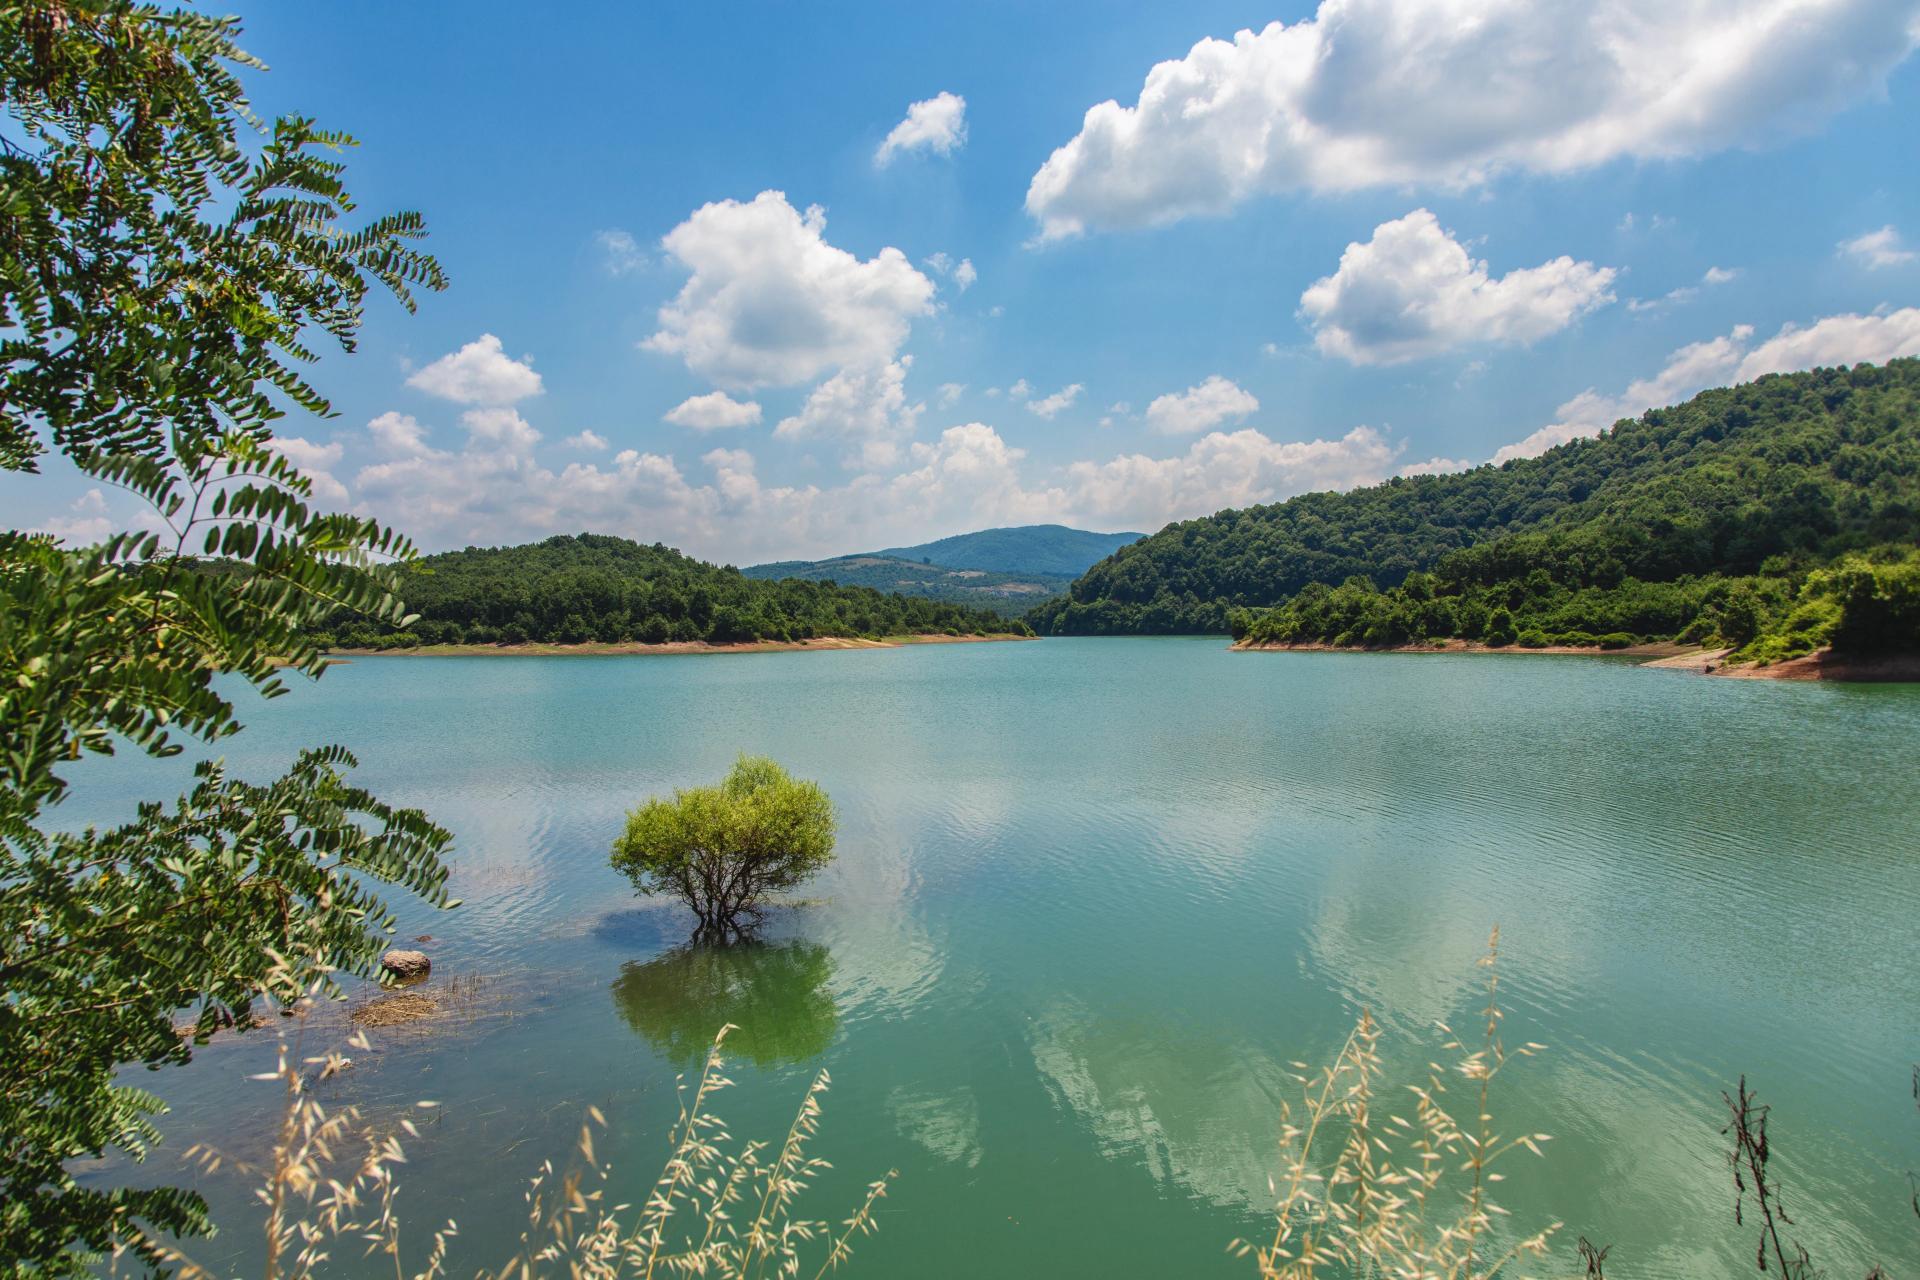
[159,1015,891,1280]
[612,757,838,945]
[1033,361,1920,642]
[1,2,452,1270]
[312,534,1032,648]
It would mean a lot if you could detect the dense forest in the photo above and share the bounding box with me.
[1031,361,1920,654]
[741,554,1072,615]
[313,534,1029,649]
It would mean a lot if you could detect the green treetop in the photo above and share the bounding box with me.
[611,758,837,945]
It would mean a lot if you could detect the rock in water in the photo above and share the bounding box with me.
[380,949,431,982]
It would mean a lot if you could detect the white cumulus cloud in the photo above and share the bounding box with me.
[36,487,116,544]
[644,191,935,390]
[875,91,968,167]
[1839,224,1917,269]
[1027,383,1085,420]
[1026,0,1920,239]
[1060,426,1402,530]
[1145,375,1259,434]
[565,430,610,452]
[406,334,544,405]
[1299,210,1616,365]
[266,434,349,502]
[1492,307,1920,462]
[664,391,764,430]
[774,358,924,470]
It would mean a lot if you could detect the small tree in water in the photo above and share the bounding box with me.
[611,757,836,943]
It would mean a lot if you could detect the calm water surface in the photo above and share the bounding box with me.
[69,638,1920,1277]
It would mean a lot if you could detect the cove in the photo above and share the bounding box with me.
[67,637,1920,1278]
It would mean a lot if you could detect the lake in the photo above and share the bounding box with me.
[70,638,1920,1277]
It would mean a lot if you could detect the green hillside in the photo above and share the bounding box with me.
[313,534,1030,649]
[877,524,1145,576]
[741,554,1072,616]
[1030,360,1920,648]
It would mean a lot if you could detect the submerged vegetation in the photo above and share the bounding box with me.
[311,534,1031,649]
[1033,362,1920,658]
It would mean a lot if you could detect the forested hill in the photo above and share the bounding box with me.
[1029,360,1920,637]
[877,524,1145,576]
[740,554,1072,615]
[313,534,1030,650]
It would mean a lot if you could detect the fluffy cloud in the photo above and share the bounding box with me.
[924,253,978,292]
[1026,0,1920,238]
[1060,426,1401,529]
[367,411,431,457]
[36,488,115,544]
[874,91,968,167]
[565,430,610,452]
[1839,224,1917,269]
[406,334,543,404]
[1145,375,1259,434]
[774,358,924,469]
[336,395,1409,564]
[1398,456,1474,477]
[1492,307,1920,462]
[1026,383,1085,419]
[937,382,966,407]
[1299,210,1616,365]
[645,192,935,390]
[266,434,349,502]
[664,391,764,430]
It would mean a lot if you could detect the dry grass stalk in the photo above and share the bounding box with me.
[1230,927,1559,1279]
[148,971,892,1280]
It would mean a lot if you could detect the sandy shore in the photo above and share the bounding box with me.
[1644,647,1920,682]
[329,633,1035,658]
[1236,639,1917,682]
[1234,638,1696,658]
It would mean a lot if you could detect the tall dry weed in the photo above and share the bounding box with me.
[1231,927,1559,1279]
[146,974,890,1280]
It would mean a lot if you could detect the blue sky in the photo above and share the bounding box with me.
[14,0,1920,563]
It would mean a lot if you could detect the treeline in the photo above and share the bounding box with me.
[313,534,1030,649]
[1235,548,1920,660]
[740,554,1072,615]
[1030,360,1920,637]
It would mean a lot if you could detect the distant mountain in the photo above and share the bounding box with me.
[740,554,1073,617]
[876,525,1146,577]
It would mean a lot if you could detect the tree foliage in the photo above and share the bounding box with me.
[611,758,837,945]
[1032,361,1920,637]
[740,552,1073,616]
[314,533,1032,648]
[2,3,453,1270]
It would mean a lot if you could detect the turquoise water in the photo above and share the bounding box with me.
[69,639,1920,1277]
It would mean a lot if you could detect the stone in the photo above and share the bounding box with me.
[380,948,431,982]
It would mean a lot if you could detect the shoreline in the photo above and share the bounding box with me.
[1233,638,1918,683]
[327,632,1036,659]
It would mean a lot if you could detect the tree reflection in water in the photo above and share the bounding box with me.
[611,939,838,1067]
